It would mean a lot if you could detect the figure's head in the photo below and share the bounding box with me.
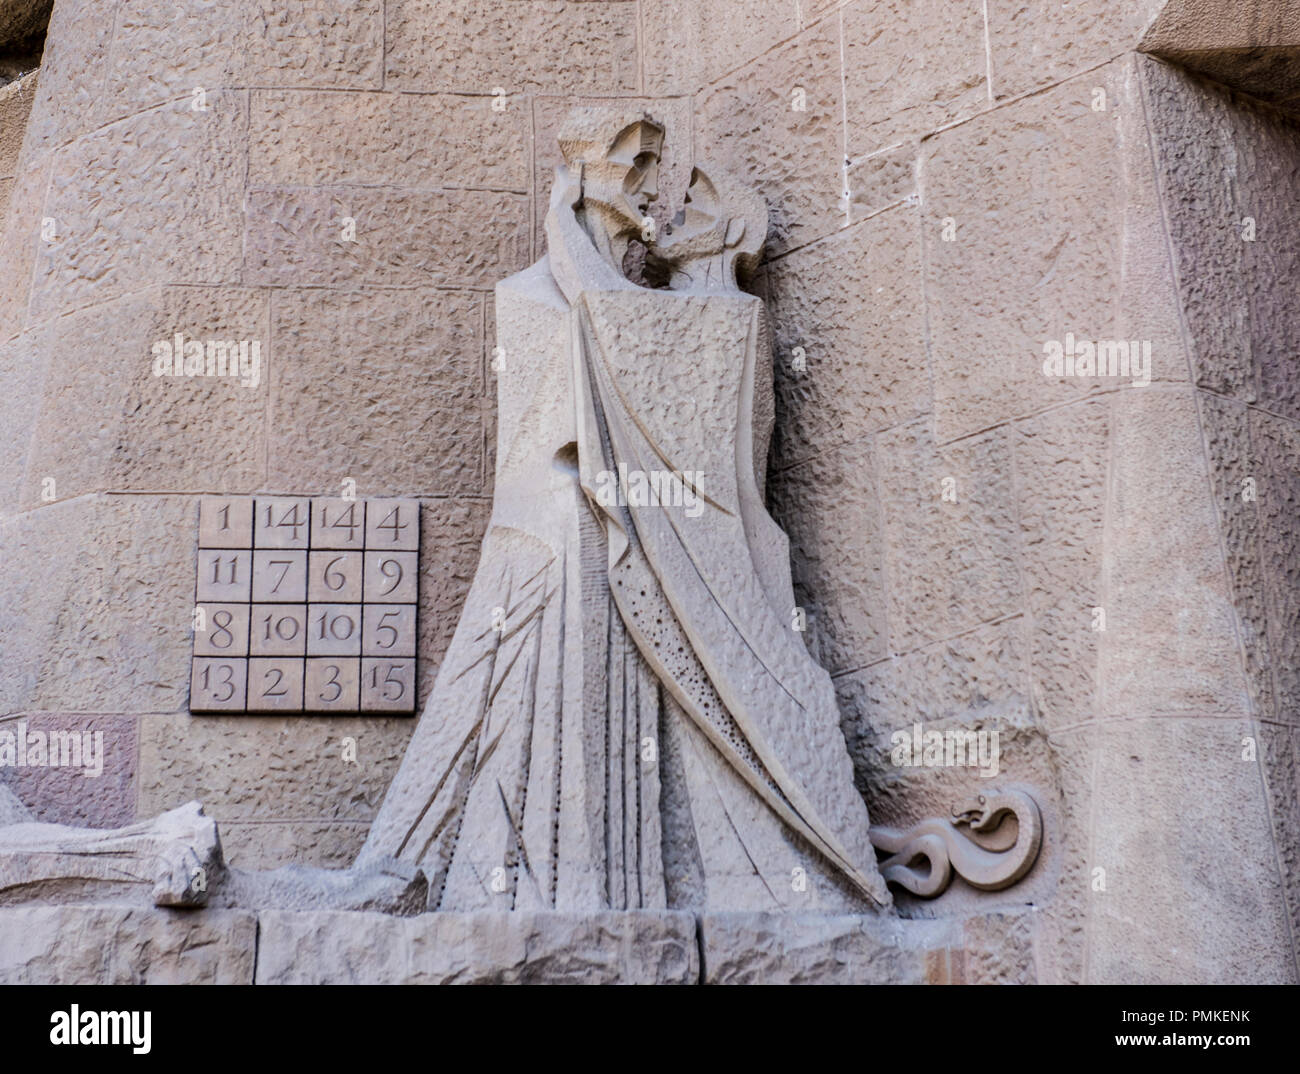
[653,163,767,288]
[558,107,664,236]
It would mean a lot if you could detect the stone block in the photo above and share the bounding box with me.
[1141,0,1300,111]
[846,138,917,221]
[1257,722,1300,963]
[255,909,699,984]
[30,92,248,323]
[642,0,798,97]
[1198,393,1276,724]
[242,0,384,90]
[20,0,114,152]
[836,618,1030,741]
[1250,407,1300,724]
[696,17,845,255]
[764,202,927,466]
[986,0,1166,101]
[0,496,196,715]
[874,419,1021,652]
[249,89,528,191]
[0,153,49,342]
[1101,388,1250,717]
[842,0,988,162]
[137,710,414,824]
[0,70,36,178]
[244,186,529,290]
[923,56,1185,443]
[218,819,369,870]
[1142,58,1300,421]
[699,912,957,984]
[1013,398,1108,731]
[0,712,137,827]
[0,905,256,984]
[767,436,889,675]
[267,288,484,495]
[1087,717,1294,983]
[385,0,638,95]
[19,287,267,506]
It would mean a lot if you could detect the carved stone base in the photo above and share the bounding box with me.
[700,910,1037,984]
[0,905,1037,984]
[255,910,700,985]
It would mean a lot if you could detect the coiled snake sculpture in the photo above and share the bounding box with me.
[868,789,1043,897]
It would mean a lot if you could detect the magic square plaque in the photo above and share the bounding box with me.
[191,496,420,714]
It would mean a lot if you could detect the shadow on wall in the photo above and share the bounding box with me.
[0,0,48,83]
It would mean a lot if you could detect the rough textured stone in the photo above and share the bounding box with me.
[1199,393,1277,725]
[255,909,699,984]
[96,1,246,125]
[0,905,256,983]
[385,0,638,95]
[413,497,492,704]
[1102,388,1250,717]
[1142,0,1300,113]
[137,711,414,825]
[842,0,988,162]
[642,0,798,97]
[19,0,113,153]
[837,618,1030,740]
[1250,408,1300,726]
[0,497,196,715]
[30,92,248,322]
[1143,57,1300,421]
[1013,399,1108,731]
[0,152,48,341]
[249,89,529,191]
[241,0,384,90]
[847,138,917,221]
[1258,721,1300,971]
[267,288,485,495]
[700,911,959,984]
[874,420,1021,653]
[244,186,529,290]
[768,436,888,675]
[0,713,137,827]
[986,0,1166,101]
[219,820,369,870]
[696,17,845,255]
[0,70,36,181]
[764,203,927,465]
[19,288,267,506]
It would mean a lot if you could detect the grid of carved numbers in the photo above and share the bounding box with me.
[190,496,419,714]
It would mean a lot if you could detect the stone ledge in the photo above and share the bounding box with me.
[700,909,1037,984]
[0,904,257,984]
[254,909,701,985]
[0,904,1037,983]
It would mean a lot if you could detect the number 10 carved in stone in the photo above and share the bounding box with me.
[190,495,419,714]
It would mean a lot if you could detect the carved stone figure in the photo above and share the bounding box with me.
[357,108,894,912]
[0,107,1040,918]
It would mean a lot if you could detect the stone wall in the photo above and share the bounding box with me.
[1,0,1297,983]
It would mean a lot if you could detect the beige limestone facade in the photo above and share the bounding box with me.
[1,0,1298,984]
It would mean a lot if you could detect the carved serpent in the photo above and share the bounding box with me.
[868,789,1043,897]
